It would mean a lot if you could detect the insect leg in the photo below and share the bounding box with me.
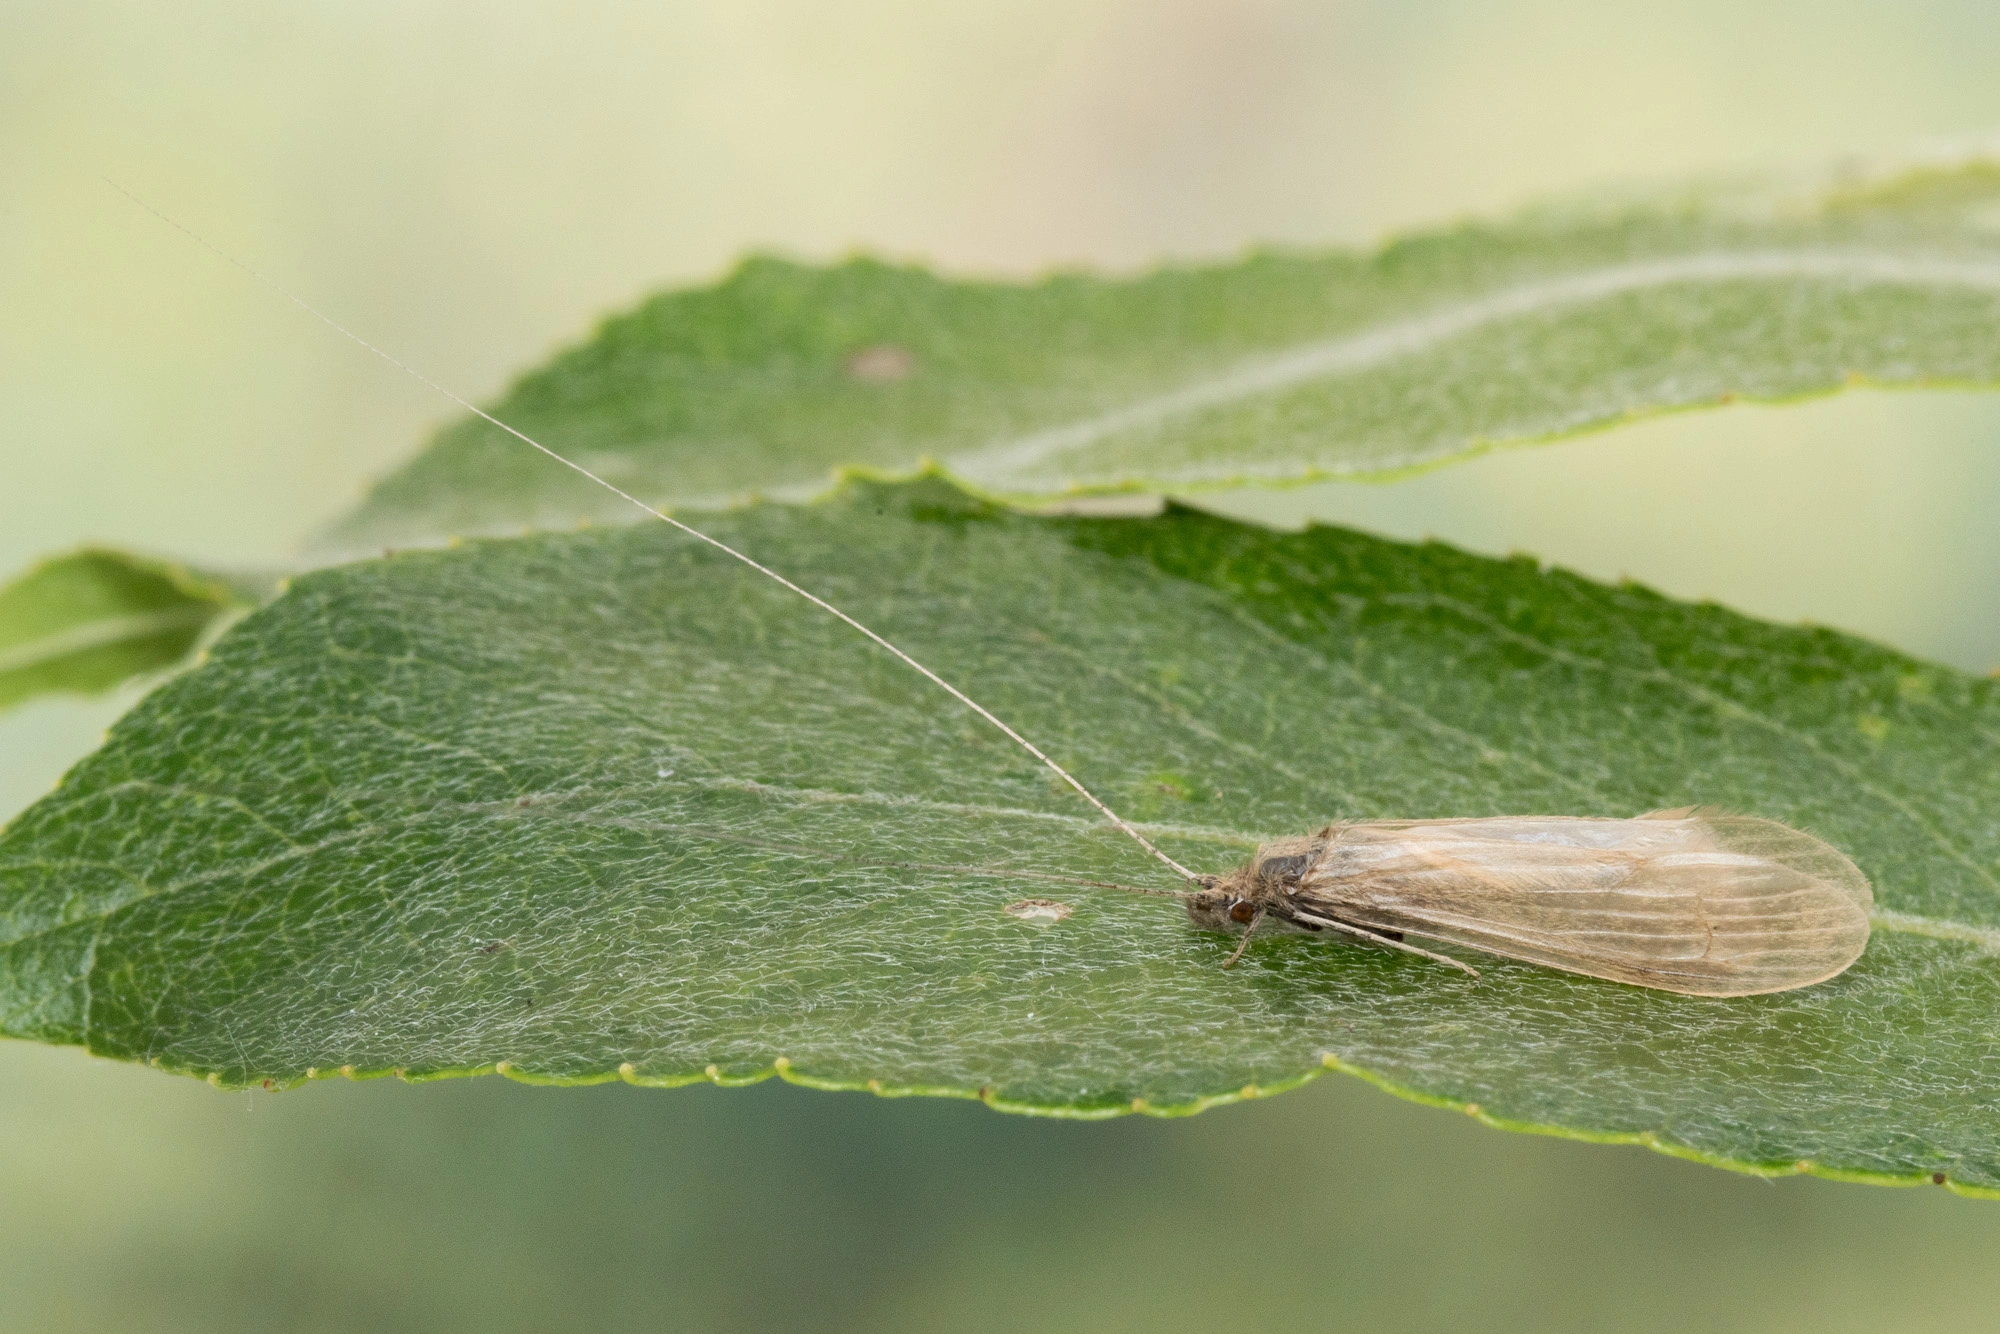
[1222,909,1266,968]
[1288,911,1480,979]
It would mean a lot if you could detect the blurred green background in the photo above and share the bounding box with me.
[6,2,2000,1329]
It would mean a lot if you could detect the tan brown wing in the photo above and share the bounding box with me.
[1296,813,1872,996]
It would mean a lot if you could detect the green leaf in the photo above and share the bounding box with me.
[324,164,2000,550]
[0,550,259,713]
[7,479,1996,1191]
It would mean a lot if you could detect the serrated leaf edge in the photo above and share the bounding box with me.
[127,1047,1989,1197]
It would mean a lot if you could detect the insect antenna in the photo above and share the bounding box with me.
[109,180,1203,890]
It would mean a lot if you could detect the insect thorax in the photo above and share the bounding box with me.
[1185,830,1334,930]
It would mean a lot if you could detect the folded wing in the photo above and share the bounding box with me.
[1298,812,1872,996]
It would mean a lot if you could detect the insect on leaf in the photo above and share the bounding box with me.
[3,478,1996,1194]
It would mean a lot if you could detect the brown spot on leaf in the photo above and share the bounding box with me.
[1005,898,1073,923]
[846,344,915,383]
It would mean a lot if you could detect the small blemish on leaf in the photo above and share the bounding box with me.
[478,940,512,955]
[1857,715,1891,741]
[846,344,915,383]
[1934,1171,1948,1185]
[1005,898,1073,923]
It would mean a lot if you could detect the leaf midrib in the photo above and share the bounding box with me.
[948,247,2000,486]
[3,769,1979,954]
[0,607,216,675]
[0,771,1262,952]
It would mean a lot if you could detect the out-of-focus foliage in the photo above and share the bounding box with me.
[323,166,2000,550]
[0,551,255,713]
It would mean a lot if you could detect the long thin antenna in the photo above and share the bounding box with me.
[107,178,1202,886]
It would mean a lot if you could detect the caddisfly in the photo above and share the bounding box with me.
[1185,810,1870,996]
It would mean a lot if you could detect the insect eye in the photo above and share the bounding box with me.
[1228,900,1257,924]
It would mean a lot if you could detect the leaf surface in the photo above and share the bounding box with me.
[323,164,2000,549]
[6,479,1997,1191]
[0,550,256,713]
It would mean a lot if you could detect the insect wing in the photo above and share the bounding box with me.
[1297,813,1872,996]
